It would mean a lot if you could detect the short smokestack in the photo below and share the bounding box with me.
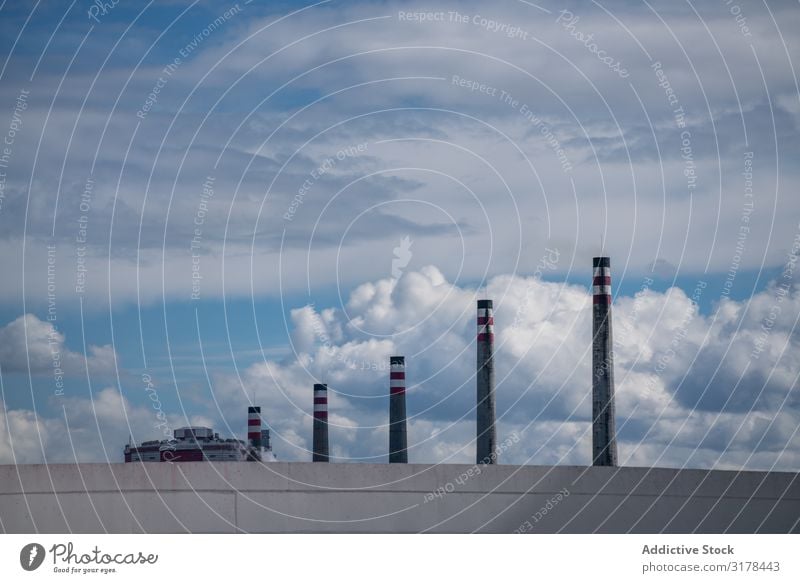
[389,356,408,463]
[592,256,618,466]
[247,406,262,462]
[312,383,329,462]
[261,429,271,452]
[476,299,497,464]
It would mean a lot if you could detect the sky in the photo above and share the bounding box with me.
[0,0,798,470]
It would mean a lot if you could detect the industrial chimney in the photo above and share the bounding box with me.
[261,428,271,452]
[592,256,618,466]
[476,299,497,464]
[261,427,277,462]
[389,356,408,463]
[247,406,262,462]
[312,383,330,462]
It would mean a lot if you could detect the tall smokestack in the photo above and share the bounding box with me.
[476,299,496,464]
[312,383,329,462]
[592,256,618,466]
[389,356,408,463]
[247,406,262,462]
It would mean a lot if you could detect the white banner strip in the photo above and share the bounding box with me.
[0,534,797,582]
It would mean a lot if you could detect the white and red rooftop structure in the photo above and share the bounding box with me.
[123,407,274,463]
[124,426,248,462]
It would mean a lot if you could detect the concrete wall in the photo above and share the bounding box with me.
[1,462,798,533]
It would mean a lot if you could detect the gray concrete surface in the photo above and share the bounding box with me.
[1,462,798,533]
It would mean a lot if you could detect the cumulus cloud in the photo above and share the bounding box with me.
[0,387,214,464]
[0,314,118,376]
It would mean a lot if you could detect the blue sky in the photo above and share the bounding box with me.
[0,0,799,469]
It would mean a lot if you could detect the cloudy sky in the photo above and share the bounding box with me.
[0,0,798,470]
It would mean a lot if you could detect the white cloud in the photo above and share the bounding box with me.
[0,314,117,376]
[0,387,213,464]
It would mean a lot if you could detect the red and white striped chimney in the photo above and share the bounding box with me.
[389,356,408,463]
[247,406,262,462]
[476,299,497,464]
[592,256,618,466]
[313,383,329,462]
